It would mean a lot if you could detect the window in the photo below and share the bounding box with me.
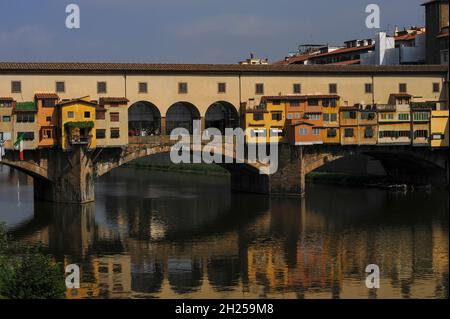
[41,128,53,139]
[361,112,375,120]
[287,113,293,120]
[299,128,308,135]
[218,82,226,93]
[43,99,56,107]
[272,112,282,121]
[295,113,301,119]
[16,114,35,123]
[330,99,337,107]
[138,82,148,93]
[398,113,409,121]
[11,81,21,93]
[308,99,319,106]
[67,111,74,119]
[110,112,120,122]
[432,83,440,93]
[312,128,321,135]
[46,116,52,122]
[330,113,337,122]
[255,83,264,95]
[96,129,106,139]
[56,81,65,93]
[306,113,321,120]
[250,129,266,137]
[96,110,106,120]
[272,100,281,105]
[399,83,407,93]
[110,128,120,139]
[343,111,357,119]
[97,82,107,94]
[322,99,329,107]
[178,82,188,94]
[293,83,301,94]
[253,113,264,121]
[329,83,337,94]
[414,130,428,139]
[323,113,330,122]
[84,111,91,119]
[380,113,394,120]
[379,131,410,138]
[0,101,12,107]
[364,127,374,138]
[344,128,354,137]
[17,132,34,141]
[365,83,373,94]
[270,128,283,137]
[290,100,300,107]
[414,112,429,121]
[327,128,337,137]
[2,116,11,122]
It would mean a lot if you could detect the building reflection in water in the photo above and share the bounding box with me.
[1,167,448,299]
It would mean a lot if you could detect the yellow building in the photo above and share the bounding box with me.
[430,110,449,148]
[322,97,340,144]
[377,94,412,145]
[60,97,97,151]
[242,96,286,143]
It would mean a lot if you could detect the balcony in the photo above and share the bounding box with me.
[70,135,92,145]
[376,104,396,112]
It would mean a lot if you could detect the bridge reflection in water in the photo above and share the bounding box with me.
[2,166,449,299]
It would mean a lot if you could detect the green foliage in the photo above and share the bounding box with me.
[0,224,66,299]
[64,121,95,130]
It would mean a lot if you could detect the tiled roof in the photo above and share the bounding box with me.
[0,62,447,74]
[58,98,98,107]
[35,93,59,99]
[328,59,361,65]
[99,97,129,104]
[395,33,419,41]
[437,31,449,39]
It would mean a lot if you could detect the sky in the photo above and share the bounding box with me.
[0,0,426,64]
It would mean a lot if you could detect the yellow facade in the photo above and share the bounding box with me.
[243,98,286,143]
[60,98,97,150]
[322,99,340,144]
[430,110,449,148]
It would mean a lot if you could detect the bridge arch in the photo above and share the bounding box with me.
[166,102,200,135]
[128,101,161,136]
[205,101,239,134]
[0,159,50,181]
[302,146,448,186]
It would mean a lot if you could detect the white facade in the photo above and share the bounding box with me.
[361,32,426,65]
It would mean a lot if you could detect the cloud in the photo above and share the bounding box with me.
[171,14,297,39]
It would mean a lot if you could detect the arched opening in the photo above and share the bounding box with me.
[128,101,161,136]
[205,101,239,134]
[166,102,200,134]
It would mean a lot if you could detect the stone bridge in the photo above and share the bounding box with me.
[1,136,448,203]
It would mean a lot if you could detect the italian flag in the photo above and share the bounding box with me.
[14,134,24,161]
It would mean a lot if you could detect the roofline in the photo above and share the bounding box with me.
[0,62,447,75]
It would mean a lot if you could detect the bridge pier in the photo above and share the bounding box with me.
[34,146,95,204]
[269,144,306,196]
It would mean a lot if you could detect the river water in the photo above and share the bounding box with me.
[0,165,448,299]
